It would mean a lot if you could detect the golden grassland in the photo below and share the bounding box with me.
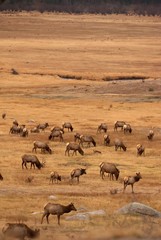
[0,12,161,239]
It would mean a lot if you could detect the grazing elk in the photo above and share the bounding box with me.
[21,154,45,169]
[114,121,126,131]
[99,162,119,180]
[137,144,145,156]
[2,223,40,240]
[62,122,73,132]
[71,168,86,183]
[10,124,25,135]
[37,122,49,131]
[9,125,21,134]
[48,130,64,142]
[104,134,110,146]
[123,172,142,193]
[50,126,64,134]
[79,135,96,147]
[147,129,154,140]
[123,124,132,134]
[32,141,52,154]
[114,139,127,151]
[50,171,61,184]
[41,202,77,225]
[65,142,84,156]
[97,123,108,133]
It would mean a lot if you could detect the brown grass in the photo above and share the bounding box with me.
[0,12,161,240]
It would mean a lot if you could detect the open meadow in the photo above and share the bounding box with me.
[0,12,161,239]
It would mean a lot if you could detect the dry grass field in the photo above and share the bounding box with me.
[0,12,161,240]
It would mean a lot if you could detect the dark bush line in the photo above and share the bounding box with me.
[0,1,161,16]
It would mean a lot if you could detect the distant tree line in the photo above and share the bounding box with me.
[0,0,161,15]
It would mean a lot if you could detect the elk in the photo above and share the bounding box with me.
[71,168,86,183]
[48,130,64,142]
[62,122,73,132]
[2,112,6,119]
[147,129,154,140]
[123,124,132,134]
[30,127,40,133]
[79,135,96,147]
[41,202,77,225]
[50,126,64,134]
[65,142,84,156]
[49,171,61,184]
[32,141,52,154]
[104,134,110,146]
[21,154,45,169]
[0,173,3,180]
[97,123,107,133]
[99,162,119,180]
[37,122,49,131]
[114,139,127,151]
[114,121,126,131]
[123,172,142,193]
[20,127,29,137]
[2,223,40,240]
[13,119,19,126]
[74,133,81,142]
[9,125,21,134]
[137,144,145,156]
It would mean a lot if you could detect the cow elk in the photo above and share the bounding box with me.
[97,123,107,133]
[99,162,119,180]
[65,142,84,156]
[32,141,52,154]
[114,139,127,151]
[114,121,126,131]
[62,122,73,132]
[41,202,77,225]
[21,154,45,169]
[70,168,86,183]
[80,135,96,147]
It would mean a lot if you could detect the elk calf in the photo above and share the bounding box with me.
[123,172,142,193]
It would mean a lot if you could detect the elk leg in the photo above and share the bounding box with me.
[57,215,61,225]
[131,184,134,193]
[41,212,46,224]
[46,213,50,224]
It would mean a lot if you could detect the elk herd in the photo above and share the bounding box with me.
[6,118,153,192]
[0,116,156,237]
